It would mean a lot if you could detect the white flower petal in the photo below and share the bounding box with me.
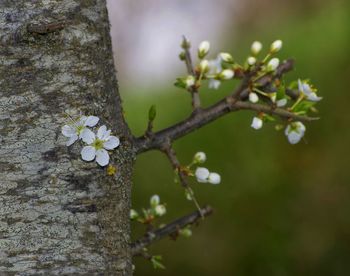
[277,98,287,107]
[287,132,302,144]
[209,79,221,90]
[78,116,87,126]
[81,146,96,161]
[80,128,95,144]
[104,136,120,150]
[249,92,259,103]
[62,125,76,137]
[97,125,107,139]
[84,116,99,127]
[195,167,210,183]
[66,134,78,146]
[96,149,109,166]
[251,117,263,130]
[208,173,221,184]
[102,130,111,141]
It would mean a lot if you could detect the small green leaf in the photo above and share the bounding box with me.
[148,105,156,122]
[151,255,166,269]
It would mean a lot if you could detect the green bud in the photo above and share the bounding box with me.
[148,105,156,122]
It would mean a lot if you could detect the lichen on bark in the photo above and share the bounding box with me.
[0,0,133,275]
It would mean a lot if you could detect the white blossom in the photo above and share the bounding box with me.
[207,55,223,89]
[208,172,221,184]
[80,125,120,166]
[195,167,210,183]
[251,41,263,55]
[247,56,257,66]
[270,40,282,53]
[62,115,99,146]
[154,205,166,216]
[198,41,210,58]
[298,79,322,102]
[249,92,259,103]
[209,79,221,90]
[285,121,306,144]
[194,152,206,164]
[251,117,263,130]
[267,58,280,71]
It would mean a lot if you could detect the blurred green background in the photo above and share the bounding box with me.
[115,0,350,275]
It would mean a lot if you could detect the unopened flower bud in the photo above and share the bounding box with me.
[181,37,191,49]
[251,117,263,130]
[195,167,210,183]
[267,58,280,71]
[185,75,195,89]
[155,205,166,216]
[251,41,263,55]
[247,56,256,66]
[249,92,259,103]
[219,52,234,63]
[198,41,210,59]
[179,51,186,61]
[270,40,282,53]
[130,209,139,220]
[199,59,209,73]
[180,228,192,238]
[219,69,234,80]
[194,152,206,164]
[208,172,221,184]
[150,195,160,207]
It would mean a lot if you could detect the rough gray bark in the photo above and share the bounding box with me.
[0,1,134,275]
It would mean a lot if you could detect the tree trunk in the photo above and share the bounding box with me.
[0,1,134,275]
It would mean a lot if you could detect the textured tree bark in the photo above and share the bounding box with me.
[0,1,134,275]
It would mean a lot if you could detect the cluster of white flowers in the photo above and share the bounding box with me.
[192,152,221,184]
[62,115,120,166]
[196,41,235,90]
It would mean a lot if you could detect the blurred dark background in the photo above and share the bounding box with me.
[108,0,350,275]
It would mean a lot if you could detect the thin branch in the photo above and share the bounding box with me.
[162,143,204,216]
[131,205,213,256]
[134,59,318,154]
[182,36,201,111]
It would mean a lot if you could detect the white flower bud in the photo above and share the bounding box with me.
[195,167,210,183]
[199,59,209,72]
[251,117,263,130]
[150,195,160,207]
[155,205,166,216]
[219,52,234,63]
[267,58,280,71]
[130,209,139,220]
[180,228,192,238]
[270,40,282,53]
[219,69,234,80]
[276,98,287,107]
[208,172,221,184]
[194,152,206,164]
[249,92,259,103]
[251,41,263,55]
[185,75,195,89]
[247,56,256,66]
[198,41,210,58]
